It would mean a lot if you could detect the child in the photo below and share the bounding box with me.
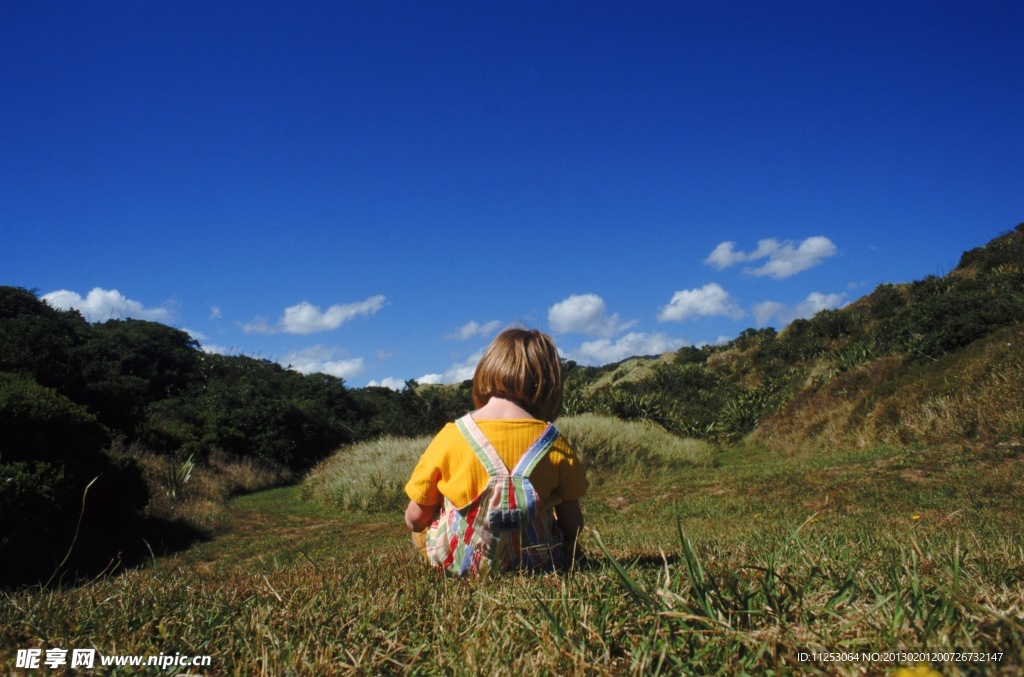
[404,328,588,576]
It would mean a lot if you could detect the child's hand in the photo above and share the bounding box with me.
[405,500,440,532]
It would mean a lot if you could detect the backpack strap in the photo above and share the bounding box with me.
[511,423,559,478]
[455,414,509,478]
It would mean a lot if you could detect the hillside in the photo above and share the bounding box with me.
[564,223,1024,450]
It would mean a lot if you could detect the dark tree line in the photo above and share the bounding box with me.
[0,286,470,585]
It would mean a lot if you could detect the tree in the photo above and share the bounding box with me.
[75,319,201,434]
[0,286,88,396]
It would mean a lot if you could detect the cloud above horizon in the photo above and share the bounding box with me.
[42,287,173,322]
[280,345,366,379]
[658,283,745,322]
[704,236,837,279]
[548,294,634,337]
[244,295,387,334]
[366,376,407,390]
[752,291,846,327]
[415,347,487,386]
[570,331,685,365]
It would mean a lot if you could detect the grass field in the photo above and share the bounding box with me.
[2,416,1022,675]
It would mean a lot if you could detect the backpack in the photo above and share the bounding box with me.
[423,414,565,576]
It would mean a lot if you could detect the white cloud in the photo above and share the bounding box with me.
[703,236,837,279]
[658,283,744,322]
[752,300,786,327]
[367,377,407,390]
[445,320,501,340]
[280,345,366,379]
[209,305,222,320]
[241,316,274,334]
[244,295,388,334]
[571,332,686,365]
[752,292,847,327]
[416,348,485,385]
[704,240,778,270]
[794,291,846,318]
[42,287,172,322]
[369,348,484,389]
[548,294,634,337]
[440,362,478,383]
[181,327,233,355]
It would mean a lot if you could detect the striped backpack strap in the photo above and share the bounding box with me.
[511,423,559,478]
[455,414,509,478]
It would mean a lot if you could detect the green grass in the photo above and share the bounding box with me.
[2,419,1022,675]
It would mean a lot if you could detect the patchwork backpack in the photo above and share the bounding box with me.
[423,414,565,576]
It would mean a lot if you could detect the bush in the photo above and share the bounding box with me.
[806,308,862,342]
[777,319,827,360]
[900,283,1024,360]
[865,283,908,321]
[0,373,148,586]
[718,391,773,442]
[957,225,1024,272]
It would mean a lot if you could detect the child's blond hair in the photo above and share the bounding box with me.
[472,328,564,422]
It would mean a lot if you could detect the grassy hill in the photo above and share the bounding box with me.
[564,223,1024,451]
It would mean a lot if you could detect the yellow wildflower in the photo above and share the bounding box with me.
[892,665,941,677]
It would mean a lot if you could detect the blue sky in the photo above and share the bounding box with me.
[3,1,1021,388]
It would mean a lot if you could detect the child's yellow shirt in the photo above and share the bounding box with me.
[405,418,588,510]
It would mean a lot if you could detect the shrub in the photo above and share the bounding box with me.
[0,373,148,586]
[806,308,862,342]
[831,340,875,372]
[141,354,361,471]
[778,319,827,360]
[865,283,908,321]
[957,225,1024,272]
[718,390,773,443]
[901,284,1024,360]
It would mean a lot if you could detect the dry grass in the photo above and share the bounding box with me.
[131,449,293,532]
[300,435,431,512]
[558,413,717,473]
[3,417,1021,675]
[756,326,1024,455]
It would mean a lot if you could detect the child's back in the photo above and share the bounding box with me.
[419,414,567,574]
[404,329,588,576]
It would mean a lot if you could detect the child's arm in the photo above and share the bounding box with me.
[405,500,440,532]
[554,499,584,559]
